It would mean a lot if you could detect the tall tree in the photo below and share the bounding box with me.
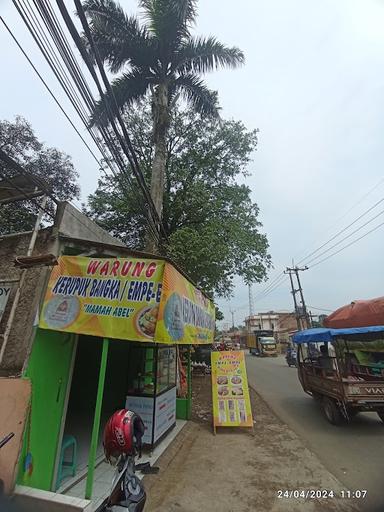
[0,116,80,234]
[86,106,271,297]
[82,0,244,250]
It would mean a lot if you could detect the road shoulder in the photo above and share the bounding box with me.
[143,375,359,512]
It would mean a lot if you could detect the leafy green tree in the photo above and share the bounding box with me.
[82,0,244,250]
[86,106,271,296]
[0,116,80,234]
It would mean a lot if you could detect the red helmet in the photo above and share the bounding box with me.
[103,409,145,462]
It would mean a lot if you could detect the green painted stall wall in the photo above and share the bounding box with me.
[17,329,75,491]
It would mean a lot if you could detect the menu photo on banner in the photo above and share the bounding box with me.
[211,351,253,434]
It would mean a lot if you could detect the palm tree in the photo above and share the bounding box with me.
[83,0,244,251]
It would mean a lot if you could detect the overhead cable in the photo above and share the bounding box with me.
[309,219,384,269]
[58,0,167,243]
[10,0,162,244]
[0,15,101,167]
[253,276,286,303]
[254,186,384,303]
[253,276,289,303]
[297,197,384,266]
[304,206,384,267]
[307,305,334,312]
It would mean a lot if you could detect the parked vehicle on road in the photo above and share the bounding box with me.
[247,330,278,357]
[293,326,384,425]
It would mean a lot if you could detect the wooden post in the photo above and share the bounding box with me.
[85,338,109,500]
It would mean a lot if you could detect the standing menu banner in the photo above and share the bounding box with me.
[211,351,253,433]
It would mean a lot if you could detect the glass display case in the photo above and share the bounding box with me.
[157,346,177,394]
[125,343,177,446]
[126,345,156,396]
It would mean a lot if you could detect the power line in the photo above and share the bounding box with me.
[254,272,285,296]
[324,176,384,230]
[12,0,160,245]
[10,0,162,246]
[7,1,113,169]
[0,15,101,167]
[309,219,384,269]
[253,273,288,303]
[291,176,384,265]
[297,197,384,266]
[255,203,384,304]
[59,0,167,244]
[304,206,384,267]
[14,1,90,128]
[251,198,384,306]
[255,189,384,303]
[253,271,285,300]
[307,305,334,312]
[253,278,289,305]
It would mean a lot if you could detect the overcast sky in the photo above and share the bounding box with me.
[1,0,384,328]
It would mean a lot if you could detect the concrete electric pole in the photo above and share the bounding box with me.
[284,266,312,330]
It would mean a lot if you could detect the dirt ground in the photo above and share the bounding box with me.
[143,375,359,512]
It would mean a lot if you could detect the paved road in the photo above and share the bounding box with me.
[246,353,384,512]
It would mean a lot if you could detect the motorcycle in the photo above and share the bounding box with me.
[285,350,297,367]
[0,433,15,511]
[105,455,146,512]
[0,433,14,495]
[102,410,158,512]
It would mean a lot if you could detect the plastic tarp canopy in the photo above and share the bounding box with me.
[292,326,384,344]
[324,296,384,328]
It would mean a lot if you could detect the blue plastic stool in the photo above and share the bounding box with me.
[56,435,77,490]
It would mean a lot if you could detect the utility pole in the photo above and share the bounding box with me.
[247,284,255,345]
[286,269,301,331]
[248,284,254,317]
[284,266,311,330]
[230,310,235,330]
[295,268,311,328]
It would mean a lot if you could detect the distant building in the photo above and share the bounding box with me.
[244,311,298,343]
[226,329,248,347]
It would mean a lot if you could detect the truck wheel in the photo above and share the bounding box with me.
[377,410,384,423]
[322,397,344,425]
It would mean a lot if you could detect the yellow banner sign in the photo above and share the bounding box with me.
[154,263,215,345]
[39,257,215,344]
[211,351,253,431]
[40,256,165,341]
